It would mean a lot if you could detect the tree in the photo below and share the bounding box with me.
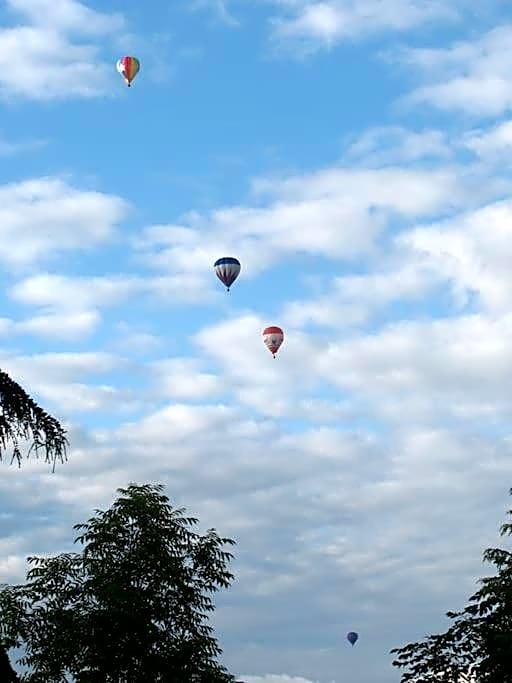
[391,487,512,682]
[0,369,67,469]
[0,483,238,682]
[0,369,68,682]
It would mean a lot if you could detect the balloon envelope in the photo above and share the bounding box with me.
[263,326,284,357]
[214,257,241,290]
[347,632,358,646]
[116,56,140,85]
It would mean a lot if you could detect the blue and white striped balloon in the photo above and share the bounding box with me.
[214,257,241,291]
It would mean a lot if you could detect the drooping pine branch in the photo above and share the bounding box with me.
[0,369,68,470]
[0,370,68,680]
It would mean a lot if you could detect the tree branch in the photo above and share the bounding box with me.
[0,369,68,471]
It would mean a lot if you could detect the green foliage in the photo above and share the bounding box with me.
[0,483,238,682]
[391,488,512,682]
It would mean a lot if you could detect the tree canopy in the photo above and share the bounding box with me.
[0,482,238,682]
[391,487,512,682]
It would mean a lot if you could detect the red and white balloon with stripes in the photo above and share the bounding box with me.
[262,326,284,358]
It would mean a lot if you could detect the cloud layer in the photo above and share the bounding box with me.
[269,0,455,53]
[0,0,125,99]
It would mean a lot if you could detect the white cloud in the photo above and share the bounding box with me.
[0,351,129,414]
[190,0,240,26]
[189,224,512,425]
[280,186,512,331]
[0,351,121,383]
[344,126,452,166]
[400,25,512,116]
[282,261,433,328]
[2,400,510,682]
[151,358,222,400]
[0,554,26,582]
[10,273,142,310]
[0,178,128,267]
[137,164,483,298]
[8,0,123,33]
[315,312,512,425]
[401,199,512,313]
[16,310,101,340]
[250,166,459,216]
[0,0,125,100]
[130,150,512,329]
[268,0,456,54]
[0,318,15,336]
[194,314,320,416]
[8,274,172,342]
[0,274,146,342]
[111,323,164,355]
[3,106,512,683]
[38,382,140,414]
[6,136,504,335]
[463,119,512,159]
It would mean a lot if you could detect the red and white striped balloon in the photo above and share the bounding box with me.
[262,326,284,358]
[116,56,140,86]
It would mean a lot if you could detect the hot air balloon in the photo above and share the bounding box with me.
[214,257,241,291]
[347,632,358,646]
[263,326,284,358]
[116,56,140,86]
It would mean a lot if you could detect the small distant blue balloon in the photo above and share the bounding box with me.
[347,631,358,646]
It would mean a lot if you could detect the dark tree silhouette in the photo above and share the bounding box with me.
[391,487,512,682]
[0,483,237,682]
[0,369,68,682]
[0,370,67,469]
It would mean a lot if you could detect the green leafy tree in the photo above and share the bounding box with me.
[0,369,68,682]
[391,487,512,682]
[0,483,238,682]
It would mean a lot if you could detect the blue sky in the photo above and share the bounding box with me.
[1,0,512,681]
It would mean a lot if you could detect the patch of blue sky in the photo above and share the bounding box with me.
[0,7,425,213]
[71,409,140,433]
[235,259,326,313]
